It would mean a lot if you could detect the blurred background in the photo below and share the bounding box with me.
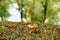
[0,0,60,25]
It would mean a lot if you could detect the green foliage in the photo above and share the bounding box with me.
[0,0,11,21]
[15,0,60,25]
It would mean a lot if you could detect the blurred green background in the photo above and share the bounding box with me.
[0,0,60,25]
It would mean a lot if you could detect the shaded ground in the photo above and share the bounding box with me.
[0,22,60,40]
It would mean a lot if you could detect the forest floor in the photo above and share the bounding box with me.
[0,22,60,40]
